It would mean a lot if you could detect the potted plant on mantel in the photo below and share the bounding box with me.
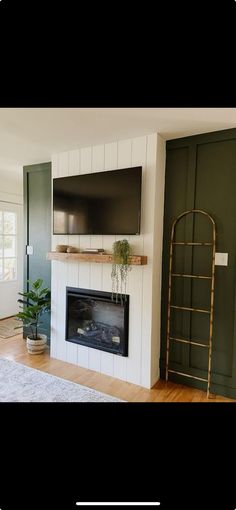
[111,239,132,304]
[15,278,51,355]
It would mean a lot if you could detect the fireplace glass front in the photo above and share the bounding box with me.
[66,287,129,356]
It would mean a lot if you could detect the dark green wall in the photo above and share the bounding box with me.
[23,162,51,341]
[161,128,236,399]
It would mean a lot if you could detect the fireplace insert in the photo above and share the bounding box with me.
[65,287,129,356]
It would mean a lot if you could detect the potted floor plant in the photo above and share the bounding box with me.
[15,278,51,355]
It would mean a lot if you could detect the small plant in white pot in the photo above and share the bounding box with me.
[15,278,51,355]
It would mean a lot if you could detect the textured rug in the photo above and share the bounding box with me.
[0,358,124,402]
[0,317,22,338]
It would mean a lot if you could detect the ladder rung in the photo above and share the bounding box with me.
[172,242,213,246]
[170,305,210,314]
[169,337,209,348]
[168,369,208,383]
[172,273,211,280]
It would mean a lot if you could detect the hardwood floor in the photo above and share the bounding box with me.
[0,333,235,402]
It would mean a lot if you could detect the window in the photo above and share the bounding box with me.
[0,211,17,281]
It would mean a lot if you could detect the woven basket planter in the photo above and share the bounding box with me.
[26,334,47,355]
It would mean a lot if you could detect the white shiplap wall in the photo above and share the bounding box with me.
[50,133,165,388]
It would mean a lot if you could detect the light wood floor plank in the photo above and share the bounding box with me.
[0,334,234,402]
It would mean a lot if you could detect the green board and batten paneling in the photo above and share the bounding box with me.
[23,162,51,341]
[160,128,236,399]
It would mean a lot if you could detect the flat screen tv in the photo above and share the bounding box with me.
[53,166,142,235]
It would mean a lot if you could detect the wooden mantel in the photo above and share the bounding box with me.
[47,251,147,265]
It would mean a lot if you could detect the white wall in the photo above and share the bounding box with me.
[0,167,23,202]
[50,134,166,388]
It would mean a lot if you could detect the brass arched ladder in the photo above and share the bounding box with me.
[165,209,216,398]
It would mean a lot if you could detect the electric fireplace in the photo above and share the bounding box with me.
[65,287,129,356]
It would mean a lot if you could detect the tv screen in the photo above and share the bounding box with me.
[53,166,142,235]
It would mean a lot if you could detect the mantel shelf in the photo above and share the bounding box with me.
[47,252,148,265]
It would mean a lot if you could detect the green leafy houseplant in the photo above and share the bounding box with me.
[15,278,51,348]
[111,239,132,304]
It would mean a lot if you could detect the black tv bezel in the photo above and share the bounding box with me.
[52,166,142,236]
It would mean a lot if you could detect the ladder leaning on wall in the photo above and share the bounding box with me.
[165,209,216,398]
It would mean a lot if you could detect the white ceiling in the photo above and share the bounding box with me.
[1,108,236,178]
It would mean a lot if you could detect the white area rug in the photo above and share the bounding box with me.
[0,358,124,402]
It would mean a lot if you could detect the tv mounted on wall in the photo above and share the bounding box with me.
[53,166,142,235]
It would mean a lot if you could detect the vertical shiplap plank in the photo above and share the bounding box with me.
[50,261,58,358]
[76,146,91,368]
[88,348,101,373]
[68,149,80,253]
[113,252,130,381]
[66,261,79,364]
[140,133,157,387]
[117,138,132,246]
[99,141,124,378]
[58,151,70,248]
[129,136,147,255]
[79,237,90,252]
[77,343,89,369]
[51,155,59,353]
[78,263,90,289]
[92,144,105,172]
[112,139,132,380]
[125,136,147,384]
[104,142,118,171]
[113,354,127,382]
[55,261,67,361]
[113,237,133,381]
[102,236,113,293]
[77,260,90,368]
[57,151,69,247]
[80,147,92,174]
[79,146,92,287]
[58,151,69,177]
[90,238,103,291]
[126,266,143,385]
[100,352,114,376]
[51,236,57,251]
[51,154,58,250]
[102,142,118,292]
[88,144,105,372]
[69,149,80,176]
[131,136,147,167]
[68,237,80,252]
[67,147,92,368]
[117,139,132,168]
[90,143,104,292]
[56,152,70,361]
[113,227,129,374]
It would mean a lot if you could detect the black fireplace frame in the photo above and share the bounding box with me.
[65,287,129,356]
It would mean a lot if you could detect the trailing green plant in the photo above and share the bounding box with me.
[111,239,132,304]
[14,278,51,340]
